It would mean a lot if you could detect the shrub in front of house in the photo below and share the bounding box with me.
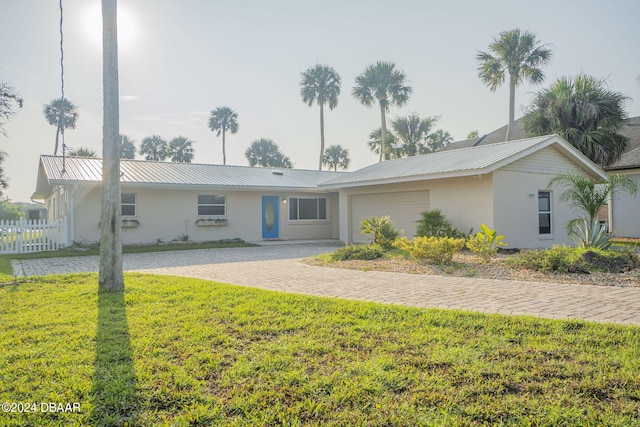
[466,224,507,263]
[360,216,400,250]
[416,209,467,239]
[394,236,465,267]
[330,244,385,261]
[507,246,638,274]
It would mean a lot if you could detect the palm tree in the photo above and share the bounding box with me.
[353,62,412,161]
[467,130,480,139]
[99,0,124,291]
[524,74,630,167]
[208,107,238,165]
[368,128,401,160]
[119,134,136,159]
[245,138,293,168]
[391,114,437,157]
[139,135,168,161]
[477,28,552,141]
[427,129,453,151]
[43,97,79,155]
[168,136,195,163]
[300,64,341,170]
[322,145,350,171]
[548,172,637,225]
[0,81,23,136]
[68,147,98,157]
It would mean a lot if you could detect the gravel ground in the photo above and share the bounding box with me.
[306,252,640,288]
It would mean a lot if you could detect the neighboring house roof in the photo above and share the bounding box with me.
[606,116,640,170]
[444,116,640,171]
[320,134,607,188]
[32,156,345,199]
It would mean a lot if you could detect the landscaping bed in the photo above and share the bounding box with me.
[306,250,640,288]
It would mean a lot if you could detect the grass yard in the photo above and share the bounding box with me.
[1,274,639,426]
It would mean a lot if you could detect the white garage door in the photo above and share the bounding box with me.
[350,190,430,243]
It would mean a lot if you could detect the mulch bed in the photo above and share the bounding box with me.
[305,252,640,288]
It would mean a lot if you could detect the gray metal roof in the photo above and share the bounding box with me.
[36,156,344,192]
[445,116,640,170]
[320,134,607,188]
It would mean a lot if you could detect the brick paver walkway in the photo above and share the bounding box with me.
[12,243,640,326]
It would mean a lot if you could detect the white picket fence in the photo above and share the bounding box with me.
[0,218,69,254]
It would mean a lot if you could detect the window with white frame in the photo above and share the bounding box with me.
[121,193,137,217]
[538,191,552,235]
[289,197,327,221]
[198,195,226,216]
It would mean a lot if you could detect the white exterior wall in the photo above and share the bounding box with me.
[337,178,493,243]
[610,169,640,238]
[67,185,338,244]
[494,146,591,248]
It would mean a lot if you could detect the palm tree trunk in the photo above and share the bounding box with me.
[54,126,60,155]
[222,129,226,165]
[506,75,516,141]
[319,103,325,170]
[99,0,124,291]
[379,103,387,162]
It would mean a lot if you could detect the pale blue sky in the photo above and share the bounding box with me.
[2,0,639,202]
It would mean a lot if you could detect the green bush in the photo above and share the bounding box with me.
[360,216,400,250]
[466,224,507,263]
[0,198,25,221]
[330,244,385,261]
[416,209,467,238]
[508,246,638,274]
[394,236,465,267]
[568,217,613,249]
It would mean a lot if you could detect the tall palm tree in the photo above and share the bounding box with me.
[208,107,238,165]
[353,62,412,161]
[43,97,79,155]
[0,80,23,136]
[368,128,401,160]
[245,138,293,168]
[68,147,98,157]
[99,0,124,291]
[548,172,637,225]
[391,114,437,157]
[119,134,136,159]
[322,145,350,171]
[477,28,552,141]
[524,74,630,167]
[168,136,195,163]
[300,64,341,170]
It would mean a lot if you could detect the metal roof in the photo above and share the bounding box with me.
[37,156,344,192]
[320,134,607,188]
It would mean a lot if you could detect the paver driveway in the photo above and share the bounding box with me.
[12,243,640,326]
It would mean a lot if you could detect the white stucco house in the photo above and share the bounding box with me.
[32,134,609,249]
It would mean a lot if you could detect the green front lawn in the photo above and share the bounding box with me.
[1,274,639,426]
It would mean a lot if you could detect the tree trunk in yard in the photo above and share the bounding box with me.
[99,0,124,291]
[222,129,226,165]
[506,75,516,142]
[379,102,386,162]
[319,103,325,170]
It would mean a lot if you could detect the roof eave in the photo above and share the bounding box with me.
[320,168,491,189]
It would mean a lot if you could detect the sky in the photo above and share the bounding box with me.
[1,0,639,203]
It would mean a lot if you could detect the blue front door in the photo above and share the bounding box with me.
[261,196,279,239]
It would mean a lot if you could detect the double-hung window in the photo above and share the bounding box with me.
[121,193,136,217]
[198,195,226,216]
[289,197,327,221]
[538,191,552,235]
